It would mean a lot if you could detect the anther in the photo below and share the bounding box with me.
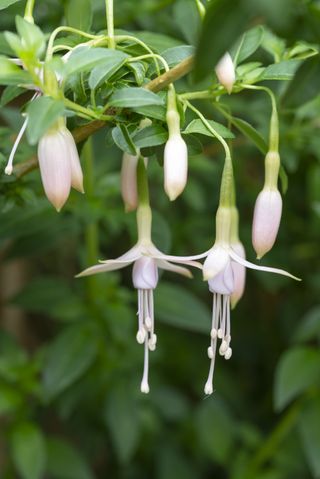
[207,346,214,359]
[136,329,146,344]
[224,347,232,360]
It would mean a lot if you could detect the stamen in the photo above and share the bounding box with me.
[225,347,232,360]
[136,290,145,343]
[204,338,217,396]
[5,117,29,175]
[140,336,150,394]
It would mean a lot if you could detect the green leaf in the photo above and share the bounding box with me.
[108,87,164,108]
[46,437,94,479]
[127,61,147,86]
[298,397,320,478]
[195,398,236,465]
[155,282,210,333]
[161,45,195,68]
[0,384,23,414]
[133,124,168,148]
[173,0,201,45]
[66,0,92,32]
[88,51,129,89]
[112,124,137,155]
[43,323,97,399]
[15,15,45,58]
[233,25,265,65]
[133,31,183,53]
[63,46,120,77]
[282,57,320,108]
[194,0,252,81]
[230,116,268,154]
[261,59,301,81]
[0,0,22,9]
[274,347,320,411]
[104,385,141,463]
[183,118,234,139]
[26,96,65,145]
[11,422,46,479]
[0,55,32,85]
[131,103,166,121]
[0,85,24,106]
[293,306,320,343]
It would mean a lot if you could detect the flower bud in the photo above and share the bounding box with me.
[60,127,84,193]
[230,241,246,308]
[215,53,235,94]
[164,134,188,201]
[38,128,72,211]
[132,256,159,290]
[252,187,282,259]
[121,153,138,212]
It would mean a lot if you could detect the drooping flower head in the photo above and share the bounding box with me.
[77,159,201,393]
[38,118,84,211]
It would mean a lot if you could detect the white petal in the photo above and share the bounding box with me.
[228,249,301,281]
[132,257,158,289]
[156,259,193,278]
[203,245,230,280]
[208,261,234,294]
[99,244,141,263]
[76,259,134,277]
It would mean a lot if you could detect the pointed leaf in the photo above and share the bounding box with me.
[108,87,164,108]
[47,437,94,479]
[183,119,234,139]
[11,423,46,479]
[26,96,65,145]
[298,397,320,478]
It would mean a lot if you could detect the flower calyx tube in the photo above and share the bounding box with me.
[164,86,188,201]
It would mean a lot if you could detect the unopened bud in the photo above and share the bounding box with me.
[252,187,282,259]
[38,127,72,211]
[215,53,235,94]
[120,152,138,212]
[164,134,188,201]
[60,126,84,193]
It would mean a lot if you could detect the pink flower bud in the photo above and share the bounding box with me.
[120,153,138,212]
[60,127,84,193]
[164,134,188,201]
[252,188,282,259]
[215,53,235,94]
[230,241,246,309]
[132,257,158,290]
[38,128,72,211]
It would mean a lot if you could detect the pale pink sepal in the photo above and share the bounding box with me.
[61,127,84,193]
[164,134,188,201]
[121,153,139,212]
[231,242,246,309]
[229,249,301,281]
[252,188,282,259]
[38,130,72,212]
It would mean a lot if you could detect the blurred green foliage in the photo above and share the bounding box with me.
[0,0,320,478]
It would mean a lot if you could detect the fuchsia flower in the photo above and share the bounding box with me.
[38,121,84,211]
[77,205,202,393]
[215,52,235,94]
[200,235,300,395]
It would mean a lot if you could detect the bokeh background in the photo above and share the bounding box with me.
[1,1,320,478]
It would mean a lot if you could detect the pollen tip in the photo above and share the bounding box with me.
[140,381,150,394]
[204,382,213,396]
[5,165,13,175]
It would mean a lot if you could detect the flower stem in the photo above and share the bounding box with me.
[105,0,115,49]
[24,0,35,22]
[242,84,279,152]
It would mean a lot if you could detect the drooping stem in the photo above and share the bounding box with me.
[243,84,279,152]
[46,26,101,61]
[136,158,152,242]
[24,0,35,22]
[105,0,115,49]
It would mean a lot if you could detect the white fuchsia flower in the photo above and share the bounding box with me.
[215,52,235,94]
[77,204,202,393]
[38,120,84,211]
[201,235,300,395]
